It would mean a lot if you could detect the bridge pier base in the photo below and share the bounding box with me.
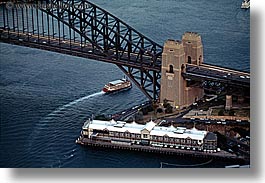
[225,95,233,110]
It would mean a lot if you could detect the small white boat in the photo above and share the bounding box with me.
[241,0,250,9]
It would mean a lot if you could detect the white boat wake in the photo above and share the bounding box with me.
[28,91,105,156]
[48,91,105,116]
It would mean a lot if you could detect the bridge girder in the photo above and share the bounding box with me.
[0,1,250,101]
[0,0,162,101]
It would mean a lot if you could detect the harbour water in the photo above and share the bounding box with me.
[0,0,249,168]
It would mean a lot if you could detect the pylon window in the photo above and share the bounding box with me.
[169,65,174,73]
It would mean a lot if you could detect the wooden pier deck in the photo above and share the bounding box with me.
[76,137,249,164]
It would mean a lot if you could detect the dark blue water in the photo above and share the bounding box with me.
[0,0,249,168]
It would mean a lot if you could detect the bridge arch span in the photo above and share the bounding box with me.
[0,0,163,101]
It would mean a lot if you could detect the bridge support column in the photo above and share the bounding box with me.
[160,40,185,109]
[160,32,204,110]
[225,95,232,110]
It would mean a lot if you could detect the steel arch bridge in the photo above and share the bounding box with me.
[0,0,163,101]
[0,1,250,103]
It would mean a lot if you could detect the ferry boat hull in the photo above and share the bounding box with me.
[102,84,132,93]
[102,78,132,93]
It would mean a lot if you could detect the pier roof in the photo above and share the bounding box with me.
[204,132,217,141]
[142,120,156,131]
[89,119,145,134]
[88,119,207,140]
[150,126,207,141]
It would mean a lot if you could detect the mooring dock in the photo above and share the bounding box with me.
[76,137,248,164]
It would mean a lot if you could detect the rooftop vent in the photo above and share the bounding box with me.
[114,123,125,128]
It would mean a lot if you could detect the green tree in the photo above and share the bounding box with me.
[165,104,173,114]
[218,109,224,116]
[163,98,170,108]
[229,110,235,116]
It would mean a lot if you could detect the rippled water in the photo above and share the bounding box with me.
[0,0,249,168]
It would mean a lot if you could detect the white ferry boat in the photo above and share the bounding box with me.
[102,77,132,93]
[241,0,250,9]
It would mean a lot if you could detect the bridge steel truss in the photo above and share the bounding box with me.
[0,0,163,101]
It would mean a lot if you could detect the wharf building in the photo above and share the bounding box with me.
[79,119,218,152]
[160,32,204,109]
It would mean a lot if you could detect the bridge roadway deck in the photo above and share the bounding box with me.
[0,29,250,88]
[0,29,161,72]
[184,64,250,88]
[200,63,250,75]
